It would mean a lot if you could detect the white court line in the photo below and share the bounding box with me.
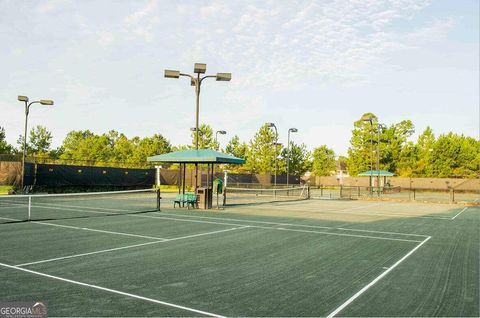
[249,204,453,220]
[451,207,468,220]
[31,203,249,228]
[1,214,169,241]
[0,216,19,221]
[326,236,431,318]
[18,203,422,242]
[27,202,429,237]
[34,221,169,241]
[0,261,224,318]
[155,212,429,238]
[15,226,249,267]
[255,226,422,243]
[146,213,421,243]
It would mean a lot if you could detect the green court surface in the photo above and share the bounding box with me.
[0,195,478,317]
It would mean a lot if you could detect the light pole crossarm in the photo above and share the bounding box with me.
[199,75,217,84]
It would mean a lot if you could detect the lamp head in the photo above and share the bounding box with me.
[40,100,54,106]
[164,70,180,78]
[18,95,29,102]
[265,122,275,128]
[362,117,373,123]
[289,128,298,133]
[216,73,231,81]
[194,63,206,74]
[218,130,226,135]
[190,127,197,132]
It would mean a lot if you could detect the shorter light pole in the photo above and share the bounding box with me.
[17,95,54,192]
[266,123,278,188]
[215,130,226,150]
[362,116,374,194]
[287,128,298,187]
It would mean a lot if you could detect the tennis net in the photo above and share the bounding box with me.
[224,184,309,206]
[0,188,160,223]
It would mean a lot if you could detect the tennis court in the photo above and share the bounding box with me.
[0,190,478,317]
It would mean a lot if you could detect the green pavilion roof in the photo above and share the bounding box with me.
[358,170,395,177]
[147,149,245,164]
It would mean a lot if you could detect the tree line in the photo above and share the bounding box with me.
[0,113,478,178]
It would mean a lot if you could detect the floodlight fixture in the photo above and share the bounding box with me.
[363,116,373,124]
[18,95,29,102]
[40,100,54,105]
[218,130,226,135]
[194,63,206,74]
[164,70,180,78]
[216,73,231,81]
[164,62,231,193]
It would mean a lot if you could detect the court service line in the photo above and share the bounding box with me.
[0,213,169,241]
[249,204,453,220]
[143,213,421,243]
[0,262,224,317]
[326,236,431,318]
[15,226,249,267]
[255,226,422,243]
[34,221,169,241]
[30,203,250,228]
[155,212,429,238]
[23,203,423,242]
[451,207,468,220]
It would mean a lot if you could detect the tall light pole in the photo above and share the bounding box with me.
[215,130,226,149]
[165,63,231,191]
[17,95,54,192]
[363,116,374,195]
[266,123,278,189]
[286,128,298,187]
[375,124,384,195]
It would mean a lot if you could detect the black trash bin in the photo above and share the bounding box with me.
[196,187,212,209]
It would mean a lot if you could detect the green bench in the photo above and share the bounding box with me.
[174,193,197,209]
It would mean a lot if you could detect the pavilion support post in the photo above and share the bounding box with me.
[182,163,186,207]
[195,163,198,193]
[178,164,181,194]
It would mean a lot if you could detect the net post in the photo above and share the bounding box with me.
[307,184,310,199]
[28,196,32,221]
[156,188,161,211]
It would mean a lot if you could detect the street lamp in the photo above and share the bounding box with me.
[286,128,298,187]
[375,123,387,195]
[165,63,231,191]
[215,130,226,149]
[18,95,54,192]
[266,122,279,189]
[363,116,374,194]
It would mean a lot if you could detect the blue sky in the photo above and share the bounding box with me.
[1,0,478,156]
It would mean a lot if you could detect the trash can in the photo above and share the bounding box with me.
[196,187,212,209]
